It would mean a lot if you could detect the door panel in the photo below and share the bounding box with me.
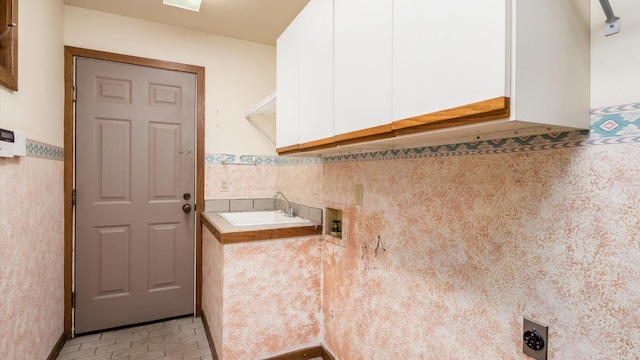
[97,226,130,297]
[149,223,179,290]
[149,123,180,200]
[150,83,181,107]
[96,77,132,104]
[75,58,196,334]
[98,118,131,202]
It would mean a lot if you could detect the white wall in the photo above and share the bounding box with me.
[0,1,66,359]
[0,0,65,146]
[65,6,278,155]
[591,0,640,107]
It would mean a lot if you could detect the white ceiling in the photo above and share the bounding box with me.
[64,0,310,46]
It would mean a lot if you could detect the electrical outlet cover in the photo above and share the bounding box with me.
[523,316,548,360]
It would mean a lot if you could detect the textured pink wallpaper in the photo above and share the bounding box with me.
[222,236,322,359]
[204,162,324,207]
[205,163,278,199]
[202,227,322,359]
[319,144,640,359]
[276,164,324,207]
[203,133,640,358]
[202,229,225,359]
[0,157,64,359]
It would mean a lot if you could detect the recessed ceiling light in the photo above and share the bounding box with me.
[163,0,202,12]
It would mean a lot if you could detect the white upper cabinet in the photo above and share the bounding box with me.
[507,0,589,129]
[276,0,589,154]
[277,0,334,152]
[393,0,589,134]
[392,0,589,131]
[334,0,393,139]
[297,0,334,148]
[276,15,300,151]
[393,0,507,121]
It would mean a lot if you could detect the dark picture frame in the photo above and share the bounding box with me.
[0,0,18,91]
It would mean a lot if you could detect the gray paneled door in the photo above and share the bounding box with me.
[75,58,196,334]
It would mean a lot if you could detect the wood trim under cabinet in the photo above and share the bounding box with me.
[336,128,396,146]
[276,97,510,156]
[298,136,336,151]
[276,144,300,155]
[394,102,511,136]
[334,123,393,143]
[392,96,510,131]
[277,96,510,155]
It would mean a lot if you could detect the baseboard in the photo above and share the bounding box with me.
[321,346,336,360]
[199,310,335,360]
[200,309,219,360]
[263,345,335,360]
[47,332,66,360]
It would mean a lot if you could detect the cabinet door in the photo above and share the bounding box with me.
[334,0,393,139]
[276,15,301,150]
[297,0,334,147]
[393,0,508,121]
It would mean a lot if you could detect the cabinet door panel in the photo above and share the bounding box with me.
[276,17,300,150]
[393,0,508,121]
[298,0,334,145]
[334,0,392,137]
[513,0,589,128]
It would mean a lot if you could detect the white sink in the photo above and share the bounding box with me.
[219,210,311,227]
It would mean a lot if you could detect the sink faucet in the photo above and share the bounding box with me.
[274,191,295,217]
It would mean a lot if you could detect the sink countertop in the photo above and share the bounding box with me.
[201,212,323,244]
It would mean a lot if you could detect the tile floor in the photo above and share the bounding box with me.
[57,317,212,360]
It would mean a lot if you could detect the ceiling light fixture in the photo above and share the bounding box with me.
[163,0,202,12]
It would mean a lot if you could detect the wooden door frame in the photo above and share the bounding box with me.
[64,46,205,339]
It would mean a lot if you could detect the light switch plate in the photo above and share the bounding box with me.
[523,316,548,360]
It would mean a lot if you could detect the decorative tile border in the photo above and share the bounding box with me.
[322,135,640,163]
[26,139,64,161]
[590,102,640,115]
[205,153,322,166]
[208,102,640,165]
[322,103,640,163]
[590,105,640,138]
[12,103,640,164]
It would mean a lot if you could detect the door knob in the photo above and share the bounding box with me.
[182,204,192,213]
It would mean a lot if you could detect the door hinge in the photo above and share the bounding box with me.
[71,292,76,308]
[72,86,77,102]
[72,189,76,206]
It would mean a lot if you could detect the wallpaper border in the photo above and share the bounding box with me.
[207,102,640,165]
[204,153,322,166]
[21,103,640,164]
[26,139,64,161]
